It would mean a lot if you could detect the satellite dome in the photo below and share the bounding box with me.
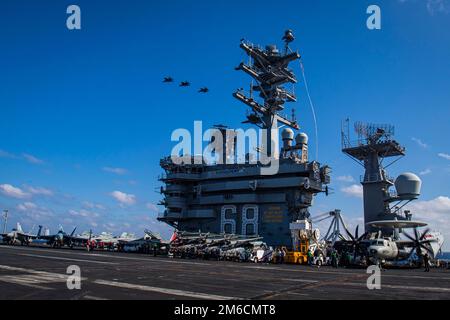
[395,173,422,199]
[281,128,294,140]
[282,29,295,43]
[295,132,308,145]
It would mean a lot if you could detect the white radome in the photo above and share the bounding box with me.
[281,128,294,140]
[295,132,308,145]
[395,172,422,198]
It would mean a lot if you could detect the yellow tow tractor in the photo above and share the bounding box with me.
[284,219,316,265]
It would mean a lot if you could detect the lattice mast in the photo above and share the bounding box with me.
[233,30,300,158]
[341,120,406,233]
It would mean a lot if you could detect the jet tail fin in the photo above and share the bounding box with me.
[169,231,178,243]
[37,225,43,238]
[70,227,77,237]
[16,223,23,233]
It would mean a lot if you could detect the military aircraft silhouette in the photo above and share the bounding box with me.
[163,77,173,83]
[198,87,209,93]
[179,81,190,87]
[1,223,42,245]
[38,226,92,248]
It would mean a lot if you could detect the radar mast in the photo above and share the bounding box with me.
[234,30,301,158]
[341,120,409,234]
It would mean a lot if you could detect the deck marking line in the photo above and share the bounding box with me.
[17,253,118,265]
[93,279,242,300]
[83,295,110,300]
[0,276,55,291]
[343,282,450,293]
[0,246,210,266]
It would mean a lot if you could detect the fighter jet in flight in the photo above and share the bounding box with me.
[179,81,191,87]
[163,77,174,83]
[198,87,209,93]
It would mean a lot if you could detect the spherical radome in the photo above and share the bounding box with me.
[295,132,308,145]
[395,172,422,199]
[281,128,294,140]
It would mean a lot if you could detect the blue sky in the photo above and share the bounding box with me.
[1,0,449,247]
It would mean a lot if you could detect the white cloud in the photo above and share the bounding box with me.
[146,203,159,212]
[0,184,30,199]
[103,167,128,175]
[15,202,55,222]
[1,150,47,165]
[412,137,428,149]
[438,153,450,160]
[62,218,74,225]
[22,153,44,165]
[419,168,432,176]
[0,184,54,199]
[407,196,450,250]
[336,175,355,183]
[69,209,100,218]
[0,149,17,159]
[27,186,54,196]
[409,196,450,214]
[102,222,118,232]
[399,0,450,15]
[110,191,136,206]
[67,209,102,232]
[17,202,37,211]
[82,201,105,210]
[426,0,450,15]
[341,184,363,198]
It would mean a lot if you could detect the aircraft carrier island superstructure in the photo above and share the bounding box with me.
[158,31,331,247]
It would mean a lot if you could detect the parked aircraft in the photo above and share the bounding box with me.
[0,223,42,245]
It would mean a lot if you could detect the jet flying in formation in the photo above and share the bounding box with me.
[162,76,208,93]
